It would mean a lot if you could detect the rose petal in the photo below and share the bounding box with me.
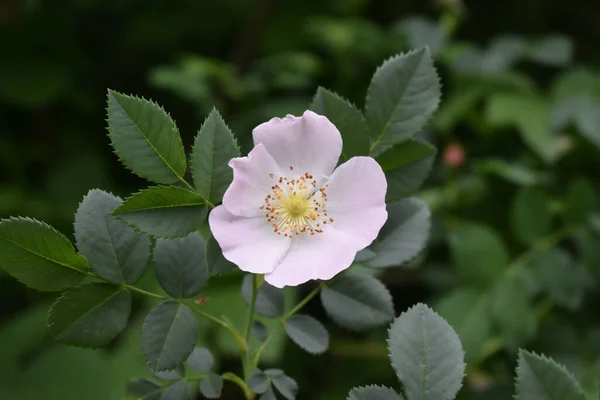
[264,228,361,288]
[209,205,291,274]
[320,156,388,246]
[252,111,342,185]
[222,143,282,218]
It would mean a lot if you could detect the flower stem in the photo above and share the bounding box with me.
[242,274,260,378]
[188,304,248,352]
[222,372,255,399]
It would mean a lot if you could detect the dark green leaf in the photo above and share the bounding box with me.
[365,48,441,153]
[106,90,186,184]
[516,350,586,400]
[191,108,240,204]
[265,369,285,377]
[127,378,161,400]
[564,178,595,226]
[260,386,277,400]
[284,314,329,354]
[449,222,508,286]
[186,347,214,372]
[112,186,207,238]
[161,381,190,400]
[207,235,236,275]
[366,198,431,268]
[511,188,552,245]
[377,139,436,201]
[48,284,131,347]
[242,275,284,318]
[154,233,208,298]
[321,273,394,331]
[310,87,370,159]
[529,35,573,67]
[529,249,583,310]
[247,369,270,394]
[142,300,197,372]
[74,189,150,284]
[272,374,298,400]
[0,217,88,291]
[252,321,268,342]
[347,385,404,400]
[199,373,223,399]
[154,365,184,381]
[388,303,465,400]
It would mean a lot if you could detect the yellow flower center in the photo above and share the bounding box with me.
[260,166,334,238]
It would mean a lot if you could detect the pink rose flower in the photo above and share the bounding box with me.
[209,111,388,287]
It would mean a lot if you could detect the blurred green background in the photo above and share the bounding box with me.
[2,0,600,399]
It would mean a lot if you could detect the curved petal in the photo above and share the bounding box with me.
[264,228,360,288]
[321,156,388,246]
[252,110,342,184]
[209,205,291,274]
[222,143,282,218]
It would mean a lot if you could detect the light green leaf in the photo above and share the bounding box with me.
[486,93,562,163]
[477,159,551,186]
[564,178,595,226]
[48,284,131,347]
[366,198,431,268]
[142,300,197,372]
[529,35,573,67]
[529,249,583,310]
[396,17,447,56]
[284,314,329,354]
[271,373,298,400]
[199,373,223,399]
[365,48,441,153]
[377,139,436,201]
[551,95,600,150]
[74,189,151,284]
[112,186,207,238]
[310,87,370,159]
[161,381,190,400]
[247,370,270,394]
[551,68,600,101]
[106,90,186,184]
[186,347,214,372]
[449,222,508,286]
[242,275,284,318]
[320,273,394,331]
[436,288,491,362]
[154,233,208,298]
[348,385,404,400]
[207,235,236,275]
[0,217,88,291]
[388,303,465,400]
[490,275,536,349]
[107,90,186,183]
[511,188,552,245]
[127,378,161,400]
[516,350,586,400]
[191,108,240,204]
[435,85,486,133]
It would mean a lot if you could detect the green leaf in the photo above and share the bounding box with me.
[48,284,131,347]
[161,381,190,400]
[348,385,404,400]
[186,347,214,372]
[260,386,278,400]
[284,314,329,354]
[477,159,551,186]
[207,235,236,275]
[127,378,161,400]
[191,108,240,204]
[112,186,207,238]
[154,365,184,381]
[142,300,197,372]
[74,189,151,284]
[529,249,583,310]
[516,350,586,400]
[247,370,270,394]
[154,233,208,298]
[310,87,370,159]
[365,48,441,153]
[320,273,394,331]
[388,303,465,400]
[366,198,431,268]
[0,217,88,291]
[199,373,223,399]
[252,321,268,342]
[271,373,298,400]
[436,288,491,362]
[490,275,536,349]
[529,35,573,67]
[564,178,595,226]
[551,68,600,101]
[377,139,436,201]
[242,275,284,318]
[511,188,552,245]
[106,90,186,184]
[449,222,508,286]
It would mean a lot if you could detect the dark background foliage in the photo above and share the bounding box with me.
[1,0,600,399]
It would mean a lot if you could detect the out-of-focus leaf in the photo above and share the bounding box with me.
[564,178,595,226]
[551,68,600,101]
[395,17,447,56]
[477,159,551,186]
[552,95,600,150]
[528,35,573,67]
[242,275,285,318]
[206,235,236,275]
[510,188,552,245]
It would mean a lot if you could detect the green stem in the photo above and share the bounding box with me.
[222,372,255,399]
[124,285,167,300]
[188,305,248,352]
[179,178,196,192]
[205,200,216,209]
[243,275,260,378]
